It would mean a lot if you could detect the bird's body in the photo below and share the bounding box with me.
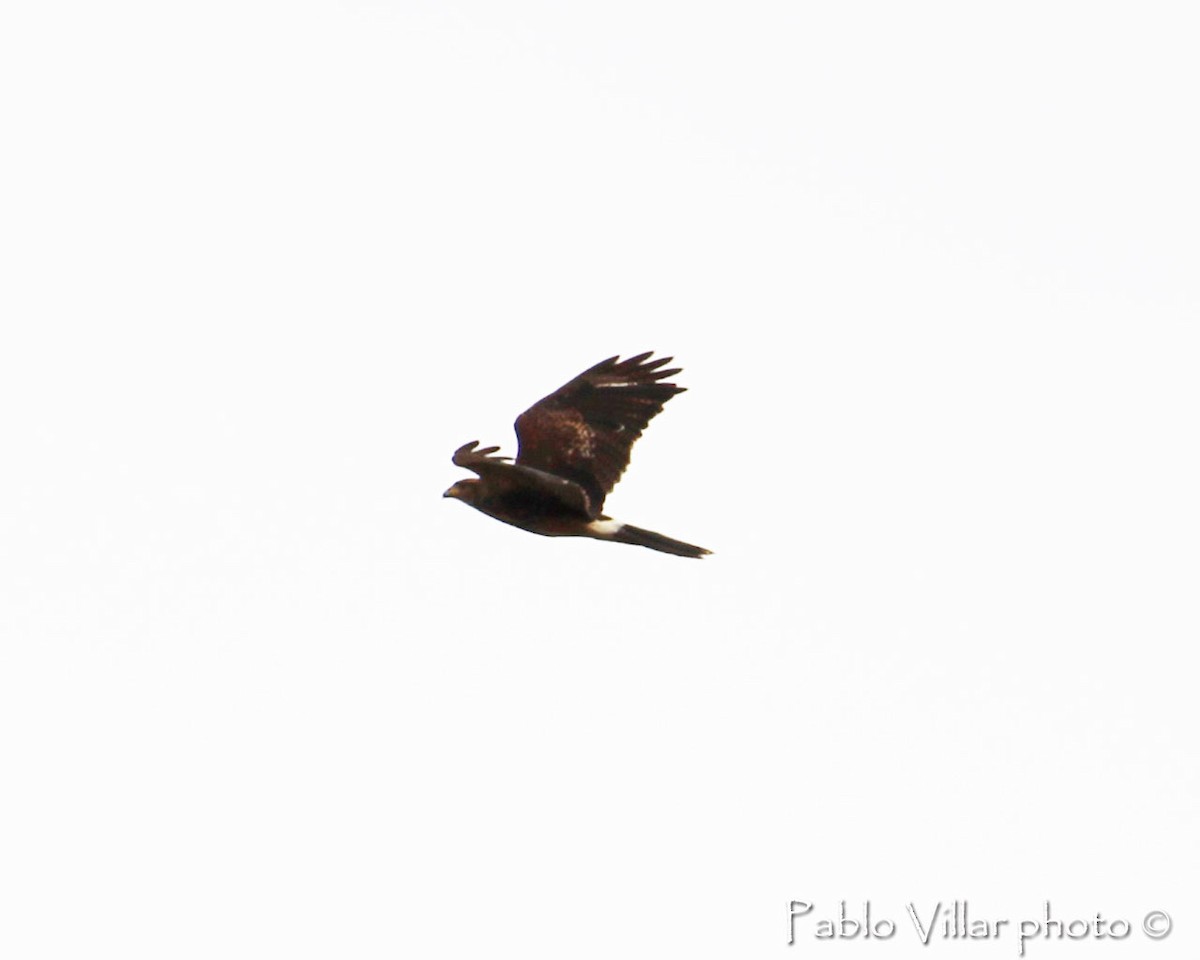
[444,478,587,537]
[444,352,710,558]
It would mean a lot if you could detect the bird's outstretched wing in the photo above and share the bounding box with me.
[451,441,596,516]
[513,352,685,511]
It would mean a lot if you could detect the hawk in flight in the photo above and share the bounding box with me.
[444,352,711,558]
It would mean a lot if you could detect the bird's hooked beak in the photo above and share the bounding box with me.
[443,483,460,499]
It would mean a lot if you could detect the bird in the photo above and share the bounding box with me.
[444,352,711,558]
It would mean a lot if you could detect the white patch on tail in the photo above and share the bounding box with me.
[587,519,624,537]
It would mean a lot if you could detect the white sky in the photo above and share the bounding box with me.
[2,2,1197,957]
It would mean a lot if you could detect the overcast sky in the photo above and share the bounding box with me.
[2,2,1197,957]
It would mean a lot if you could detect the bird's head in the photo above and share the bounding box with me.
[443,479,480,503]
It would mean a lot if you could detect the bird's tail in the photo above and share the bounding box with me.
[604,521,711,558]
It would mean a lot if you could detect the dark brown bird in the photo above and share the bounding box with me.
[444,352,711,558]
